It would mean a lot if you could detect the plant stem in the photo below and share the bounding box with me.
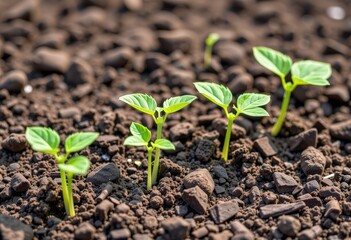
[151,121,163,184]
[222,113,237,161]
[67,173,75,217]
[204,45,212,69]
[271,89,292,137]
[59,169,71,216]
[147,148,153,191]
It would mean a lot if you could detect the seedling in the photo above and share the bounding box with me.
[253,47,331,136]
[119,94,196,184]
[25,127,99,217]
[204,33,220,69]
[124,122,175,190]
[194,82,270,161]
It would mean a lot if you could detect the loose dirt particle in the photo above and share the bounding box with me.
[195,139,216,163]
[273,172,299,194]
[161,216,190,240]
[209,200,240,224]
[0,70,27,93]
[319,186,344,200]
[183,168,215,195]
[86,163,120,185]
[298,225,322,240]
[182,186,208,214]
[253,136,277,157]
[0,214,33,240]
[324,199,341,220]
[158,30,195,54]
[74,222,96,240]
[330,120,351,141]
[33,48,70,73]
[277,216,301,237]
[10,173,30,193]
[104,47,134,68]
[110,229,131,240]
[2,134,27,152]
[260,202,306,218]
[300,147,326,176]
[95,200,114,222]
[289,129,317,152]
[65,58,94,87]
[169,122,194,142]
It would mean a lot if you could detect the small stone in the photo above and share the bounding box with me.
[192,226,209,239]
[33,48,70,73]
[214,42,245,66]
[298,225,322,240]
[149,196,163,210]
[230,220,254,240]
[319,186,343,200]
[65,58,94,87]
[161,217,190,240]
[10,173,30,193]
[195,139,216,163]
[74,222,96,240]
[228,74,253,95]
[208,230,233,240]
[143,216,158,230]
[327,6,345,20]
[158,158,183,178]
[277,216,301,237]
[330,120,351,141]
[183,168,215,195]
[212,165,228,179]
[175,205,188,216]
[87,163,120,185]
[215,185,225,194]
[260,202,306,218]
[212,118,246,140]
[253,137,277,157]
[303,180,320,194]
[324,199,341,220]
[209,200,240,224]
[300,147,326,176]
[0,223,25,240]
[289,129,317,152]
[182,186,208,214]
[0,214,33,240]
[95,200,114,222]
[158,30,195,54]
[249,186,260,203]
[3,0,39,21]
[298,195,322,208]
[169,122,194,142]
[104,47,134,68]
[2,134,27,152]
[58,107,80,118]
[110,229,131,240]
[325,86,350,103]
[273,172,298,193]
[116,203,130,213]
[0,70,27,93]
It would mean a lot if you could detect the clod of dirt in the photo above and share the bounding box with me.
[0,224,25,240]
[302,180,320,194]
[298,225,322,240]
[192,226,209,239]
[330,120,351,141]
[325,85,350,103]
[259,202,306,218]
[149,195,163,209]
[183,168,214,195]
[158,30,195,54]
[209,200,240,224]
[95,200,114,222]
[0,70,27,93]
[74,222,96,240]
[182,186,208,214]
[2,134,27,152]
[169,122,194,142]
[35,31,67,49]
[0,20,36,40]
[289,128,317,152]
[86,163,120,185]
[161,216,190,240]
[277,216,301,237]
[214,42,245,67]
[65,58,94,87]
[298,195,322,208]
[228,73,253,95]
[110,229,131,240]
[319,186,344,200]
[253,136,277,157]
[158,158,184,178]
[212,165,228,179]
[212,118,246,140]
[195,139,216,163]
[10,173,30,193]
[0,214,33,240]
[58,107,80,119]
[324,199,341,220]
[230,221,254,240]
[32,48,70,73]
[300,147,326,176]
[104,47,135,68]
[2,0,39,22]
[273,172,298,193]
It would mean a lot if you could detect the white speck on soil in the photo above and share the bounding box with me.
[24,85,33,93]
[327,6,345,20]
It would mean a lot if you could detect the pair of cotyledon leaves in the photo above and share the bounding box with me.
[253,47,331,87]
[194,82,270,117]
[26,127,99,175]
[124,122,175,150]
[119,94,197,116]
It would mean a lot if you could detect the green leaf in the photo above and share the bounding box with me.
[25,127,60,154]
[65,132,99,154]
[239,107,269,117]
[163,95,197,114]
[153,139,175,150]
[291,60,331,86]
[119,94,157,115]
[124,136,147,147]
[130,122,151,143]
[58,156,90,175]
[194,82,232,109]
[253,47,292,78]
[206,33,219,46]
[236,93,270,117]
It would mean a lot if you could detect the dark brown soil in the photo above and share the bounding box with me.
[0,0,351,239]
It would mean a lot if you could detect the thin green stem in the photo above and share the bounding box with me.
[271,89,292,136]
[204,45,213,69]
[59,169,71,216]
[147,148,153,191]
[151,121,163,184]
[222,113,239,161]
[67,173,75,217]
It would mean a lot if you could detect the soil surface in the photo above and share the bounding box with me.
[0,0,351,239]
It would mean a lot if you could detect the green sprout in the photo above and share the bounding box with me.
[124,122,175,190]
[194,82,270,161]
[253,47,331,136]
[119,94,196,184]
[25,127,99,217]
[204,33,220,69]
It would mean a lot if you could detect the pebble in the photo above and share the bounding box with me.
[143,216,158,230]
[65,58,94,86]
[289,129,317,152]
[33,48,70,73]
[182,186,208,214]
[86,163,120,185]
[175,205,188,216]
[183,168,215,195]
[330,120,351,141]
[110,229,131,240]
[58,107,80,118]
[300,147,326,176]
[249,186,261,203]
[161,217,190,240]
[324,199,341,220]
[260,202,306,218]
[2,134,27,152]
[195,139,216,163]
[74,222,96,240]
[303,180,320,194]
[158,30,195,54]
[10,173,30,193]
[212,118,246,140]
[3,0,39,22]
[273,172,299,193]
[215,185,225,194]
[228,74,253,95]
[214,42,245,66]
[95,200,114,222]
[230,220,254,240]
[158,158,183,178]
[298,225,322,240]
[325,86,350,103]
[104,47,134,68]
[169,122,194,142]
[253,136,277,157]
[0,70,28,93]
[0,214,33,240]
[209,200,240,224]
[212,166,228,179]
[149,196,163,210]
[192,226,209,239]
[326,6,345,20]
[277,216,301,237]
[319,186,344,200]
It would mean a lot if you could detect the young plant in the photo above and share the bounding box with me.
[25,127,99,217]
[194,82,270,161]
[253,47,331,136]
[124,122,175,190]
[204,33,220,69]
[119,94,196,184]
